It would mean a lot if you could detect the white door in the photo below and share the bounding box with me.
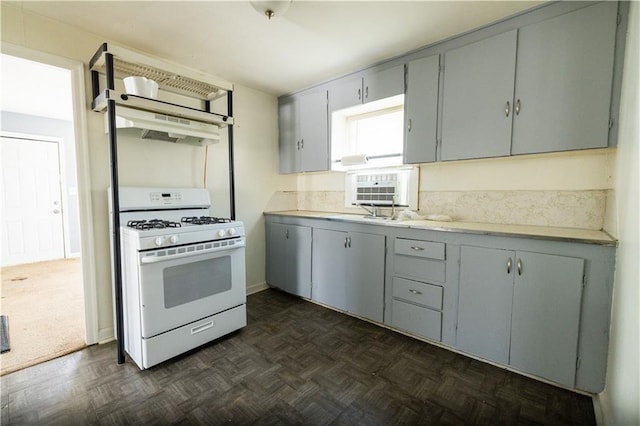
[1,136,65,266]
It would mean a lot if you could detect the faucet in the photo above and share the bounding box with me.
[357,203,379,218]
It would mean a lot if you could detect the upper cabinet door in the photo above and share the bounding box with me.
[278,96,299,174]
[404,55,439,164]
[329,75,363,112]
[511,2,618,155]
[363,65,405,104]
[441,30,517,161]
[298,90,329,172]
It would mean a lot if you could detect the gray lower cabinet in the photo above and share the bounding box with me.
[264,213,615,393]
[266,223,312,298]
[391,238,447,342]
[456,245,585,388]
[404,54,440,164]
[312,228,385,322]
[278,90,329,173]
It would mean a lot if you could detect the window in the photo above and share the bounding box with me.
[331,94,404,170]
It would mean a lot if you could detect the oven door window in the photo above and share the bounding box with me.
[163,257,231,308]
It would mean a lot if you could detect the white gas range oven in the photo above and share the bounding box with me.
[115,187,246,369]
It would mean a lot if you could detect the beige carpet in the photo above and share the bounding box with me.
[0,258,86,375]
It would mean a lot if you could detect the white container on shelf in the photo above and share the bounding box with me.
[123,76,159,99]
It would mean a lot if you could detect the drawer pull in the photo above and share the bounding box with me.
[409,289,423,295]
[191,321,214,335]
[410,246,424,251]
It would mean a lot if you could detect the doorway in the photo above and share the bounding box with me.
[0,52,93,374]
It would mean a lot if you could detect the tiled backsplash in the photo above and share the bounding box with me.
[267,189,608,230]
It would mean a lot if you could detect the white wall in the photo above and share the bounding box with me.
[1,3,294,340]
[298,149,615,192]
[599,2,640,424]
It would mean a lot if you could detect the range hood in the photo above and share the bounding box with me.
[109,106,220,146]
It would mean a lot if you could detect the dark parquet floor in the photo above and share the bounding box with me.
[1,289,595,425]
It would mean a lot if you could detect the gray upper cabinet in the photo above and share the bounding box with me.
[329,75,364,112]
[456,245,586,388]
[312,228,385,322]
[278,96,298,174]
[329,65,404,113]
[363,65,405,104]
[404,55,440,164]
[441,30,518,161]
[278,90,329,174]
[441,2,618,161]
[511,2,618,155]
[266,223,312,298]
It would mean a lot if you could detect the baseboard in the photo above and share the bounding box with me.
[593,392,611,426]
[247,282,269,295]
[98,327,115,344]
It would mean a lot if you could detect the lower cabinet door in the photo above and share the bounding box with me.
[346,232,385,322]
[311,228,347,310]
[456,245,514,364]
[391,299,442,342]
[284,225,312,298]
[509,251,584,387]
[267,223,287,290]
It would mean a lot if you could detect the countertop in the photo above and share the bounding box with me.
[264,210,617,246]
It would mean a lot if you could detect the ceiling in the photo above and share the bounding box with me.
[10,1,542,96]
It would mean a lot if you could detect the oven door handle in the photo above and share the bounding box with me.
[140,240,244,264]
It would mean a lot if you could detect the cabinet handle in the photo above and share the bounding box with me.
[358,88,361,100]
[344,237,348,248]
[409,289,423,295]
[300,139,304,149]
[296,140,300,150]
[347,237,352,248]
[285,229,289,239]
[410,246,424,251]
[407,118,412,132]
[505,101,511,117]
[191,321,214,335]
[515,99,521,115]
[365,86,369,99]
[507,257,512,274]
[517,259,522,276]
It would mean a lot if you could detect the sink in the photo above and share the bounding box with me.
[360,215,396,221]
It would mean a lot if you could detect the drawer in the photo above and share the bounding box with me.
[394,255,445,283]
[393,277,442,310]
[391,299,442,342]
[140,305,246,369]
[395,238,445,260]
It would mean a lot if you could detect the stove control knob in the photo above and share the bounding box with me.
[155,237,165,246]
[228,228,236,236]
[217,230,226,238]
[169,235,179,244]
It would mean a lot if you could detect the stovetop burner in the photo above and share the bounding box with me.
[127,219,182,230]
[181,216,232,225]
